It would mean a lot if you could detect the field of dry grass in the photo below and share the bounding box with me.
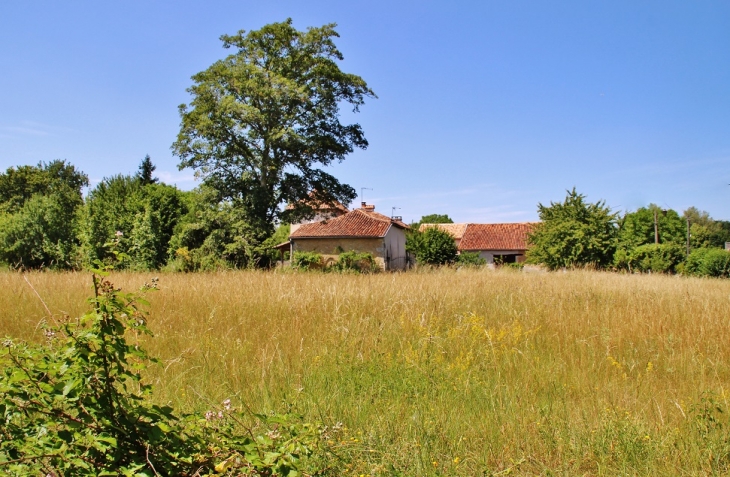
[2,268,730,475]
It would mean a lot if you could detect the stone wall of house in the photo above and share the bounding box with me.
[292,237,387,269]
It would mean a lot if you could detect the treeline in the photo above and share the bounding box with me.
[527,188,730,277]
[0,158,288,271]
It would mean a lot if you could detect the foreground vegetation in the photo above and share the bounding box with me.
[2,269,730,475]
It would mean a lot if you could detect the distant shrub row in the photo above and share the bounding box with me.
[613,243,730,277]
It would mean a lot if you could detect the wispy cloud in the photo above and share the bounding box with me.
[0,126,49,136]
[0,120,77,137]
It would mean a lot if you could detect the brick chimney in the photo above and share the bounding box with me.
[360,202,375,211]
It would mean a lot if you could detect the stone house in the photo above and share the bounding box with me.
[287,204,410,270]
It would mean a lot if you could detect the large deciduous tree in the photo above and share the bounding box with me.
[0,160,88,214]
[527,188,618,270]
[0,161,88,269]
[172,19,375,254]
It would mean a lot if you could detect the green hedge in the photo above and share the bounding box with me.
[685,248,730,278]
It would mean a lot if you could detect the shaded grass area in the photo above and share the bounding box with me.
[2,269,730,475]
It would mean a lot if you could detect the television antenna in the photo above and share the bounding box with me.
[360,187,372,203]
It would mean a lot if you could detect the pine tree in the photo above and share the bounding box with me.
[137,155,158,185]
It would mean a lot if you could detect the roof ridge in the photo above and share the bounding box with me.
[359,209,394,221]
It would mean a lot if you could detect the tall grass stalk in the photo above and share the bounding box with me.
[2,269,730,475]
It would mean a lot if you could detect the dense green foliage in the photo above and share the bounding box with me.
[0,272,349,475]
[292,251,323,270]
[81,175,188,270]
[172,19,374,261]
[684,248,730,278]
[526,191,730,277]
[407,227,458,266]
[166,187,296,271]
[332,250,377,272]
[684,207,730,249]
[616,206,685,250]
[2,158,729,278]
[0,161,88,269]
[527,188,618,270]
[0,160,88,214]
[0,193,81,269]
[411,214,454,229]
[456,251,486,266]
[0,158,297,272]
[614,243,686,274]
[291,250,377,272]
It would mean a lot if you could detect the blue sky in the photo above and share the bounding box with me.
[1,1,728,223]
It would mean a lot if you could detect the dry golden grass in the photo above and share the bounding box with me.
[2,269,730,475]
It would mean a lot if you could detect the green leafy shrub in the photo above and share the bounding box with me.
[457,251,486,267]
[0,160,88,270]
[406,227,457,266]
[292,251,323,270]
[685,248,730,278]
[166,186,273,270]
[527,188,618,270]
[0,271,350,475]
[333,250,378,273]
[617,243,685,274]
[81,175,187,270]
[0,192,81,269]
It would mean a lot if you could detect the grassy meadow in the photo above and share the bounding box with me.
[2,269,730,475]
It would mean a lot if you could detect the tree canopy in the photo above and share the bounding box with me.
[419,214,453,224]
[615,205,685,251]
[406,227,458,266]
[527,188,618,270]
[172,19,375,252]
[0,160,88,214]
[412,213,454,229]
[0,161,88,269]
[81,175,188,270]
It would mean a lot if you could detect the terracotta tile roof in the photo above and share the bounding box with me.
[360,209,409,229]
[418,223,468,239]
[290,209,408,238]
[458,223,537,251]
